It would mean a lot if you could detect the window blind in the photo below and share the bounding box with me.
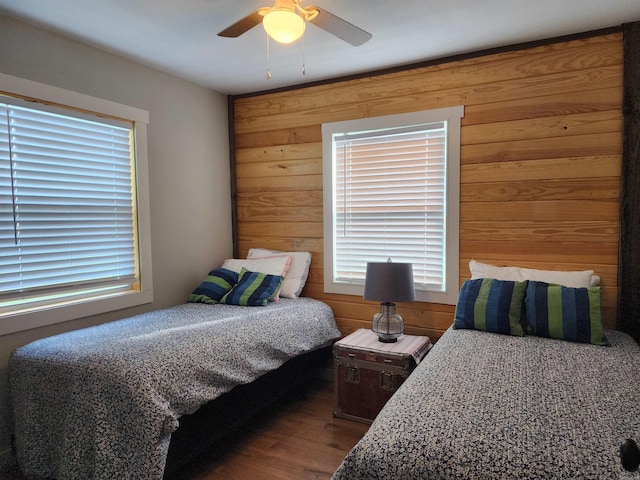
[333,122,447,291]
[0,99,138,301]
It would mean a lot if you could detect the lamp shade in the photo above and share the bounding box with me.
[363,261,415,303]
[263,8,305,44]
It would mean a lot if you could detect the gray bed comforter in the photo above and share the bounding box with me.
[10,297,340,480]
[333,327,640,480]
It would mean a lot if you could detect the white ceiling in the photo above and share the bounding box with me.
[1,0,639,96]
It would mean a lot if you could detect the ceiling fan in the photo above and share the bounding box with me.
[217,0,372,46]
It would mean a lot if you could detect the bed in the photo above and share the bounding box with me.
[333,262,640,479]
[333,326,640,479]
[9,296,341,480]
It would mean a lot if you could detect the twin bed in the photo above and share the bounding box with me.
[334,261,640,479]
[9,249,341,480]
[10,298,339,479]
[333,326,640,479]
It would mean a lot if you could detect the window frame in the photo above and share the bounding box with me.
[0,73,153,335]
[322,105,463,305]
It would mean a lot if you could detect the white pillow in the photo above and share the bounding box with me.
[519,266,598,288]
[247,248,311,298]
[221,255,292,301]
[469,259,521,281]
[469,259,598,288]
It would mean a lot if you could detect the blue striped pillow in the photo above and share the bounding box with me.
[220,268,283,306]
[454,278,527,336]
[189,268,238,304]
[525,281,609,346]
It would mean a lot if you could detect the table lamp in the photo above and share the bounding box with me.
[363,259,416,343]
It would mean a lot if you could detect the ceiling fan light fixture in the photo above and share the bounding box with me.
[263,8,305,44]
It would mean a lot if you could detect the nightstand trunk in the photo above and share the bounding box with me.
[333,328,432,424]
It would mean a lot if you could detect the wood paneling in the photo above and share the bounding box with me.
[462,111,622,145]
[463,88,622,125]
[461,155,620,183]
[234,34,621,118]
[232,32,623,340]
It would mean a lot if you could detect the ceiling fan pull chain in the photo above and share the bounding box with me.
[302,29,306,76]
[266,32,272,79]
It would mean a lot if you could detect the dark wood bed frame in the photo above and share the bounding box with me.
[163,345,331,476]
[618,21,640,344]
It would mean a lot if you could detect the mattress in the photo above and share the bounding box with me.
[333,327,640,479]
[10,297,341,480]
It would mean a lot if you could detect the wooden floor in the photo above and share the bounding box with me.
[166,379,369,479]
[0,379,369,480]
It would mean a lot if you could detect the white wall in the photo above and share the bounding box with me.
[0,14,233,467]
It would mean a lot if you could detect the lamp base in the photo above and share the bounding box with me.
[377,335,398,343]
[371,302,404,343]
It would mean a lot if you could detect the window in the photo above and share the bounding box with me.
[0,73,153,335]
[322,106,463,304]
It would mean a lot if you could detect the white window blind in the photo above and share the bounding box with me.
[333,123,447,291]
[323,105,463,304]
[0,98,138,302]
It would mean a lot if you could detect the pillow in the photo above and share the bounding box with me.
[189,268,238,304]
[247,248,311,298]
[221,255,292,301]
[525,281,609,346]
[220,268,283,306]
[453,278,527,336]
[469,259,598,288]
[469,259,522,282]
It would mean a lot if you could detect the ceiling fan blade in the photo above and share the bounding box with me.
[308,7,372,46]
[217,11,263,38]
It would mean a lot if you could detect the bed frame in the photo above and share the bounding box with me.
[164,345,331,476]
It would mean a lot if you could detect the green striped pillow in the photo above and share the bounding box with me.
[453,278,527,336]
[220,268,283,306]
[189,268,238,304]
[525,281,609,346]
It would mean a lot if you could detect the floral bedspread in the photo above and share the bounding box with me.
[10,298,340,480]
[333,327,640,480]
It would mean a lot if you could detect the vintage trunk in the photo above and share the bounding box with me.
[333,329,432,423]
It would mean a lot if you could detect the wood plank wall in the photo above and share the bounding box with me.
[232,31,623,341]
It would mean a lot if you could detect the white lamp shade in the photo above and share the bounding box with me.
[263,9,305,44]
